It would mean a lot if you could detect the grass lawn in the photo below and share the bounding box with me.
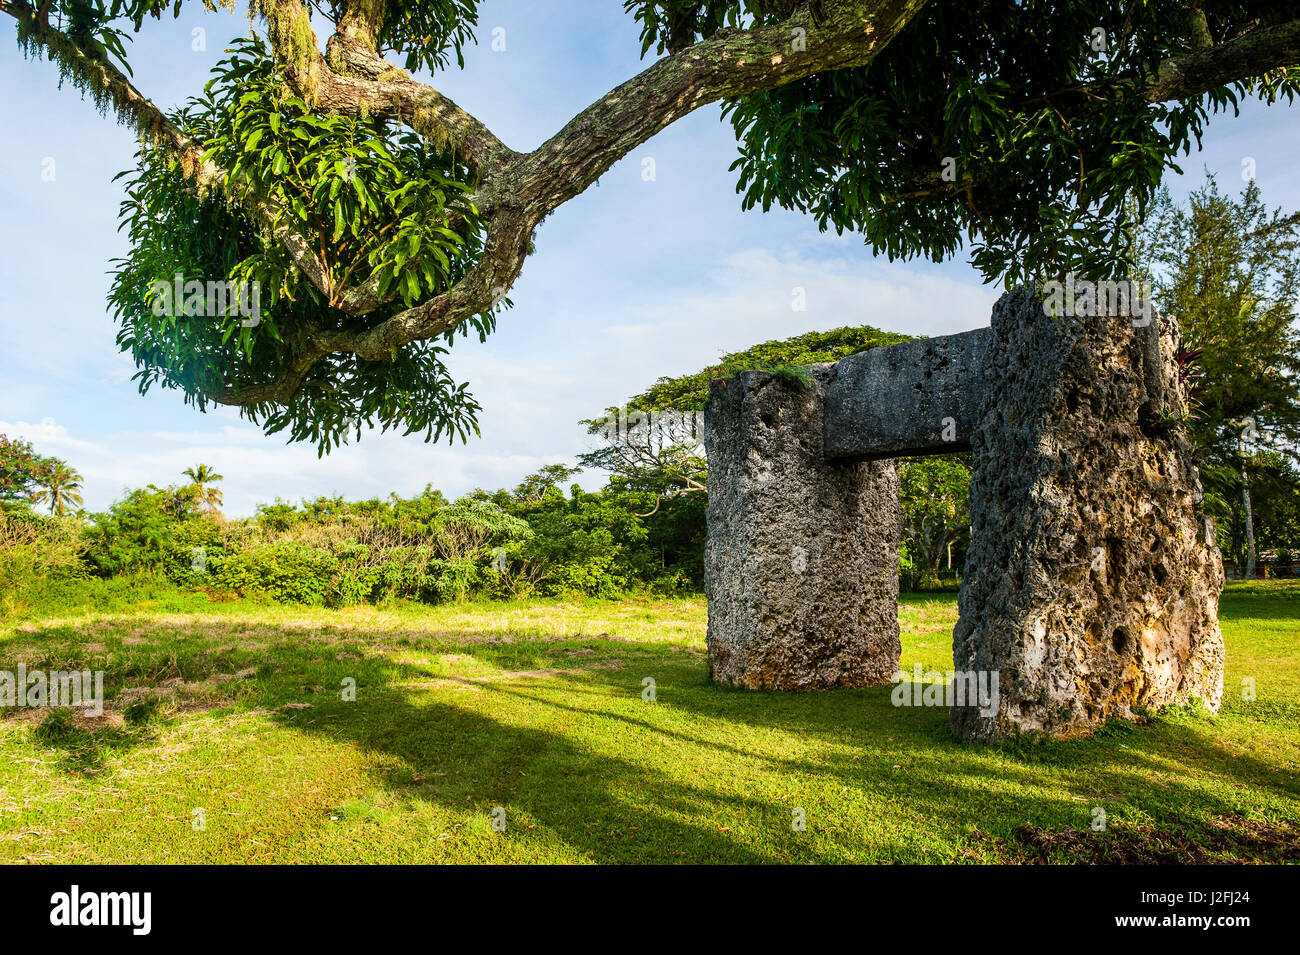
[1,582,1297,863]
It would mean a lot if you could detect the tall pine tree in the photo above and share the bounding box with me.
[1141,176,1300,574]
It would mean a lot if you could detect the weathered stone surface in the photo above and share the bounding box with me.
[950,289,1225,741]
[704,366,901,690]
[824,328,992,460]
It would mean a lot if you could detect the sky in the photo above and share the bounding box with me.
[2,2,1299,516]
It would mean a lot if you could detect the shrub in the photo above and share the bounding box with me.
[83,485,203,575]
[212,543,339,605]
[430,499,531,601]
[0,510,87,617]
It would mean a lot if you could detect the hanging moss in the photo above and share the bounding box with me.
[256,0,321,101]
[16,14,166,146]
[412,104,456,153]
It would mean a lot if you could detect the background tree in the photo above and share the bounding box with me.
[623,325,914,412]
[1139,175,1300,575]
[84,483,203,575]
[583,321,972,582]
[1247,452,1300,570]
[513,464,582,503]
[183,464,226,514]
[578,411,706,518]
[6,1,1300,450]
[33,461,84,516]
[0,434,53,509]
[898,456,970,589]
[580,323,911,510]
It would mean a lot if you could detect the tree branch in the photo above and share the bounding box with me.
[259,0,518,175]
[1143,17,1300,102]
[3,2,359,312]
[337,0,386,52]
[313,47,520,176]
[211,205,533,405]
[14,0,1300,428]
[1041,16,1300,107]
[513,0,931,214]
[216,0,933,406]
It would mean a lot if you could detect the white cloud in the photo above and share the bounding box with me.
[1,418,107,456]
[536,248,999,407]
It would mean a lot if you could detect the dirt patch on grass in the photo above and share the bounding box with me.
[3,707,125,730]
[418,630,632,646]
[469,660,625,681]
[978,815,1300,863]
[104,669,257,719]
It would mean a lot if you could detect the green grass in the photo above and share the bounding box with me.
[0,583,1296,863]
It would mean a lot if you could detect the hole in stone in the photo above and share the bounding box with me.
[759,412,775,429]
[1107,539,1123,575]
[1137,400,1161,438]
[1112,628,1129,654]
[1153,564,1168,585]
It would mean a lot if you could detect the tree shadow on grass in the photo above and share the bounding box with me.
[253,661,1256,862]
[470,664,1300,856]
[267,684,790,863]
[11,610,1297,862]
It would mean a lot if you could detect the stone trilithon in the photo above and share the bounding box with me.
[702,288,1224,742]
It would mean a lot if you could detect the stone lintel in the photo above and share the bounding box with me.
[823,328,992,461]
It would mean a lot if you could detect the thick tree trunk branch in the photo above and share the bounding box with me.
[337,0,386,53]
[215,0,932,407]
[258,0,518,175]
[1144,17,1300,102]
[314,45,521,176]
[514,0,931,213]
[213,208,534,406]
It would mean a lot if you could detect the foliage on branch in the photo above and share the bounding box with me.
[724,1,1300,286]
[107,35,488,453]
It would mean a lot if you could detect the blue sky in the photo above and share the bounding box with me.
[2,2,1298,515]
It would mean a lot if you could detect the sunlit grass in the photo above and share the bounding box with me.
[0,585,1295,863]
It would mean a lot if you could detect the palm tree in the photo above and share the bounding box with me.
[33,462,84,516]
[183,464,225,514]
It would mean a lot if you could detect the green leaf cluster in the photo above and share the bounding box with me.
[108,36,490,453]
